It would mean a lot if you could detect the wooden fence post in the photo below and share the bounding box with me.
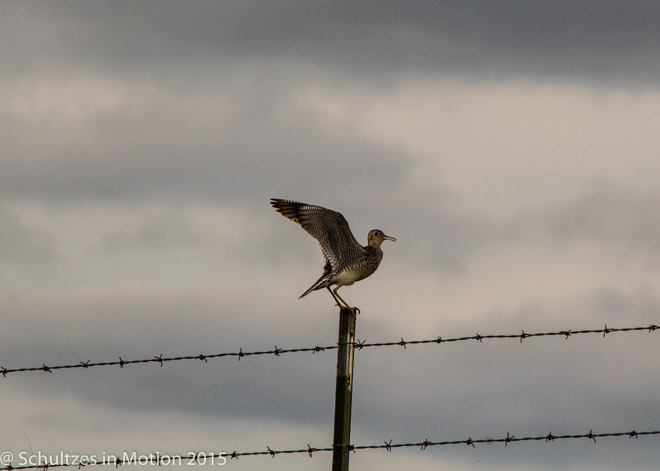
[332,307,356,471]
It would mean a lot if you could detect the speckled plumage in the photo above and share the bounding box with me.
[270,198,395,312]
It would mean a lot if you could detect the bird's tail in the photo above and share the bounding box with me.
[299,274,330,298]
[300,259,333,299]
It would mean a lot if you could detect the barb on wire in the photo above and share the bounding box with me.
[1,323,656,377]
[1,429,658,470]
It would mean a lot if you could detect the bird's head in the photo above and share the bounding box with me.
[367,229,396,247]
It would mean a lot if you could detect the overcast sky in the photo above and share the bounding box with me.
[2,2,659,470]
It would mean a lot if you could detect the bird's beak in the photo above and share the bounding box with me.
[383,234,397,242]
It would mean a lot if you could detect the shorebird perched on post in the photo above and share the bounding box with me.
[270,198,396,314]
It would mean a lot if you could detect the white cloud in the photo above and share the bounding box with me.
[300,79,660,215]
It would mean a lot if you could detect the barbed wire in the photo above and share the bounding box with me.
[1,428,658,470]
[1,323,656,377]
[351,323,658,349]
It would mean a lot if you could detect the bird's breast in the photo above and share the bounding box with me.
[332,256,382,287]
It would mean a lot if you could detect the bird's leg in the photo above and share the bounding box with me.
[333,287,360,315]
[326,286,345,309]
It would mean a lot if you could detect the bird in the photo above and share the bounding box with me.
[270,198,396,314]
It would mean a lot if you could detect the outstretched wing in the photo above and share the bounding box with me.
[270,198,363,272]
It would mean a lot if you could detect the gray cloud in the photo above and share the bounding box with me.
[385,196,493,275]
[2,3,659,469]
[505,186,660,267]
[0,206,54,267]
[102,211,204,251]
[4,1,660,84]
[1,78,410,204]
[350,288,660,466]
[0,285,339,424]
[3,286,658,467]
[348,185,660,279]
